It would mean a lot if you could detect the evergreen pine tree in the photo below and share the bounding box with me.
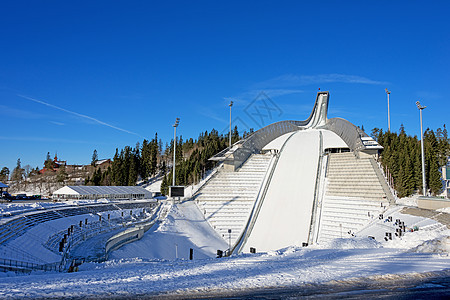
[0,167,10,182]
[128,149,138,186]
[111,148,121,185]
[150,133,158,176]
[160,174,168,195]
[44,152,53,169]
[11,158,24,182]
[91,149,98,167]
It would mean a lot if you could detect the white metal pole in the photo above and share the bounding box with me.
[386,89,391,132]
[416,101,427,196]
[387,92,391,132]
[173,125,176,187]
[229,105,231,148]
[419,107,426,196]
[229,101,233,149]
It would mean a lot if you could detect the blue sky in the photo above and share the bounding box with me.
[1,1,449,172]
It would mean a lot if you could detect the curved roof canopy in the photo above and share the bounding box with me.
[53,185,152,197]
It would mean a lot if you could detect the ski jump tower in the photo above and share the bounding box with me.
[195,92,394,254]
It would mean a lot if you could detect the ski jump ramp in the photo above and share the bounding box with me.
[199,92,390,253]
[244,130,321,251]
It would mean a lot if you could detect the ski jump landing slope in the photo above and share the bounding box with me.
[244,130,321,252]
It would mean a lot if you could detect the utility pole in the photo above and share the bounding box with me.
[385,89,391,132]
[416,101,427,196]
[172,118,180,186]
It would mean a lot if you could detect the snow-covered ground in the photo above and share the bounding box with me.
[110,200,228,260]
[0,199,449,298]
[0,237,449,298]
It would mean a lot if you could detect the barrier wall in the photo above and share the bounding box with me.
[417,197,450,210]
[105,220,157,256]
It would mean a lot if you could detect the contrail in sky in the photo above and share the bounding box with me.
[17,94,143,137]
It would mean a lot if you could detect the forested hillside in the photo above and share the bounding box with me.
[86,127,244,194]
[372,125,449,198]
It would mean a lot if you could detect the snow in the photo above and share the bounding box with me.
[109,200,228,260]
[262,131,295,151]
[321,129,349,149]
[410,236,450,254]
[144,178,162,193]
[0,198,449,298]
[0,242,449,298]
[396,195,419,207]
[438,207,450,213]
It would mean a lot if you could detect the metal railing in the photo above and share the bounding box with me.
[190,163,224,200]
[0,257,61,272]
[373,158,398,203]
[307,130,324,245]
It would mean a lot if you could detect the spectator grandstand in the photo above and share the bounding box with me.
[0,200,158,272]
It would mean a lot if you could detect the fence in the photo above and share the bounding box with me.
[0,258,60,273]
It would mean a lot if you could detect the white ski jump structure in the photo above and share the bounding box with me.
[194,92,394,253]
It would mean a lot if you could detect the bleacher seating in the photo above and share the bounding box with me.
[0,201,157,246]
[195,154,272,245]
[317,152,390,242]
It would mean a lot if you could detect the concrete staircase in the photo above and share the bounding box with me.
[195,154,273,246]
[318,152,390,242]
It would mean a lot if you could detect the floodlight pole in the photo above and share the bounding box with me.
[229,101,233,149]
[416,101,427,196]
[172,118,180,187]
[385,89,391,132]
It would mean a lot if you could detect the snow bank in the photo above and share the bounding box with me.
[437,207,450,213]
[410,236,450,254]
[382,224,449,250]
[396,195,419,207]
[316,237,382,249]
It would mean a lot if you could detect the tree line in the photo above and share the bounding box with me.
[85,126,243,194]
[160,127,241,194]
[372,125,449,198]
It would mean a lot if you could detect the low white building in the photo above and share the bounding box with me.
[52,186,153,201]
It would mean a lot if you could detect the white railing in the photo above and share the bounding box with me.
[375,159,398,201]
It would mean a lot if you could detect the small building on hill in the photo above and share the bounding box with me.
[39,154,67,174]
[52,186,153,201]
[94,158,112,171]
